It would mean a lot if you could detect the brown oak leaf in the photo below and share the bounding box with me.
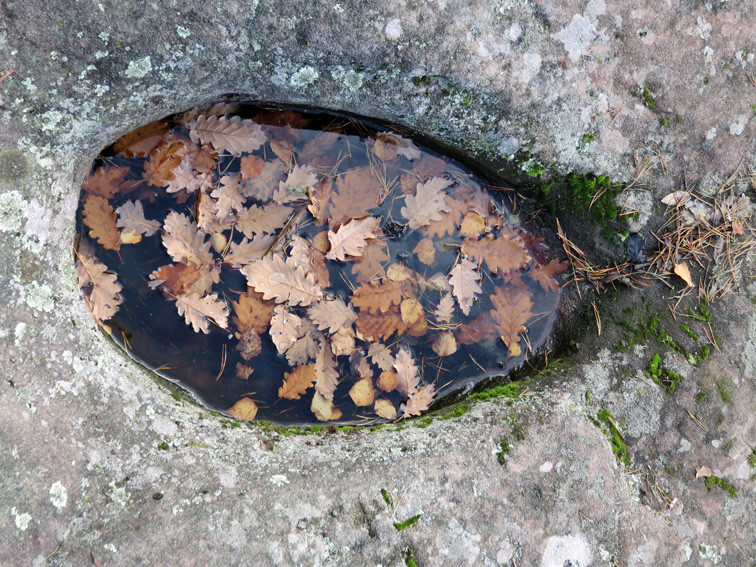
[350,238,390,283]
[355,306,407,340]
[239,154,265,180]
[142,141,186,187]
[231,289,275,334]
[240,160,287,202]
[161,211,214,267]
[326,216,381,261]
[242,254,323,306]
[423,196,467,238]
[75,248,122,323]
[455,312,497,345]
[148,262,201,296]
[462,233,529,275]
[401,176,452,229]
[278,364,317,400]
[374,399,397,419]
[285,319,322,366]
[449,258,482,316]
[307,297,358,334]
[329,166,383,226]
[164,161,210,195]
[82,194,121,251]
[269,305,304,354]
[211,174,246,218]
[188,115,267,157]
[351,279,404,313]
[400,384,436,417]
[223,235,276,268]
[273,164,318,204]
[82,165,130,198]
[368,343,395,372]
[314,341,340,401]
[528,258,568,293]
[489,285,533,352]
[393,348,420,397]
[175,292,229,334]
[413,238,436,266]
[434,293,455,324]
[115,200,160,237]
[235,203,293,238]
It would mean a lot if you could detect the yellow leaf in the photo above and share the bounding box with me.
[227,398,258,421]
[349,378,375,406]
[311,391,343,421]
[412,238,436,266]
[120,229,142,244]
[374,399,397,420]
[459,212,486,237]
[432,331,457,357]
[400,298,424,325]
[377,371,398,393]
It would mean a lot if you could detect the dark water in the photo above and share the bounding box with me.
[75,102,563,425]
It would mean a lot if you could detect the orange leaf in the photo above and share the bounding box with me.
[351,238,390,283]
[330,166,384,226]
[82,194,121,251]
[455,312,497,345]
[489,285,533,351]
[462,233,529,275]
[528,259,569,293]
[351,279,404,313]
[142,141,186,187]
[326,216,380,261]
[75,247,122,323]
[674,262,694,287]
[400,384,436,417]
[113,119,172,158]
[227,397,259,421]
[401,176,452,229]
[311,391,343,421]
[349,378,376,406]
[231,289,275,334]
[81,165,130,198]
[374,399,397,419]
[148,262,202,296]
[412,238,436,266]
[377,370,399,393]
[459,212,487,237]
[400,298,424,326]
[278,364,316,400]
[355,306,407,340]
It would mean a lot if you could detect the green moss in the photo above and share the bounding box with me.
[439,404,469,420]
[157,441,169,451]
[631,83,658,111]
[663,463,677,476]
[721,438,734,456]
[704,475,737,498]
[675,115,684,124]
[748,448,756,468]
[695,392,706,404]
[394,514,421,531]
[380,488,392,507]
[717,382,731,403]
[703,76,710,85]
[659,117,668,126]
[469,382,522,401]
[496,438,511,466]
[404,547,419,567]
[597,408,630,467]
[585,390,592,404]
[647,353,682,394]
[680,324,699,342]
[687,345,710,366]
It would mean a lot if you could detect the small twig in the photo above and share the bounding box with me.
[686,409,707,431]
[0,68,13,83]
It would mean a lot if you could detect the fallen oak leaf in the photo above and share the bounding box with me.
[314,340,340,401]
[489,285,533,353]
[307,297,358,334]
[401,176,452,230]
[188,114,267,157]
[82,194,121,252]
[161,211,214,267]
[75,248,123,323]
[400,384,436,418]
[278,364,317,400]
[231,289,275,334]
[175,292,229,334]
[242,254,323,306]
[115,200,160,237]
[325,216,381,261]
[449,258,482,316]
[393,348,420,397]
[351,279,404,313]
[311,391,343,421]
[528,258,569,293]
[81,165,130,198]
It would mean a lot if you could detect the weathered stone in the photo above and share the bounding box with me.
[0,0,754,565]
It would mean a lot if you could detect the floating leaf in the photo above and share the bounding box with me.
[326,216,381,261]
[75,249,122,323]
[161,211,214,267]
[449,258,482,316]
[227,397,259,421]
[189,114,267,157]
[490,285,533,352]
[242,255,323,306]
[400,385,436,417]
[82,194,121,251]
[349,378,376,406]
[278,364,316,400]
[393,348,420,397]
[401,176,452,230]
[115,200,160,237]
[307,297,357,334]
[175,292,229,334]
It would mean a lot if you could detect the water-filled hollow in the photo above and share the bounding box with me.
[74,101,565,425]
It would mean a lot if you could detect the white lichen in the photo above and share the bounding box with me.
[0,190,28,232]
[176,25,191,39]
[11,507,32,531]
[269,474,289,486]
[21,281,55,313]
[289,66,319,88]
[125,56,152,79]
[14,322,26,347]
[49,481,68,510]
[385,18,403,40]
[331,66,364,92]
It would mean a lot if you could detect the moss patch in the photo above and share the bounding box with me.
[704,474,737,498]
[596,408,630,467]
